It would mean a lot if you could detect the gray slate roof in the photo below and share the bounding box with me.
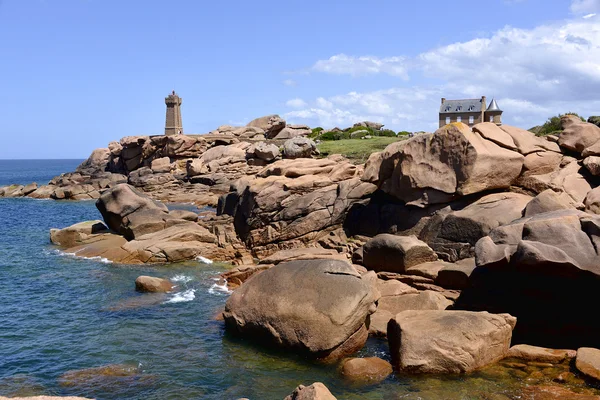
[440,98,483,114]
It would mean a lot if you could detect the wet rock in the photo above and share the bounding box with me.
[50,220,109,248]
[58,364,145,388]
[388,310,516,373]
[223,259,379,362]
[134,276,174,293]
[507,344,575,363]
[521,384,600,400]
[283,382,337,400]
[340,357,392,384]
[220,264,272,289]
[576,347,600,381]
[362,234,437,273]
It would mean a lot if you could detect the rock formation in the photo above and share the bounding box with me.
[223,259,379,361]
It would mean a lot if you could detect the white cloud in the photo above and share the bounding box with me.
[285,98,307,108]
[287,16,600,131]
[312,54,409,79]
[283,79,297,87]
[583,13,597,18]
[571,0,600,14]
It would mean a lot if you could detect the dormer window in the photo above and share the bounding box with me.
[468,105,475,111]
[456,106,462,111]
[445,106,451,112]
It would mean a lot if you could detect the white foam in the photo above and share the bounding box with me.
[164,289,196,304]
[51,249,112,264]
[171,274,193,283]
[208,280,232,295]
[196,255,213,264]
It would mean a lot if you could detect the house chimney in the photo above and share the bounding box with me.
[441,97,446,104]
[481,96,487,123]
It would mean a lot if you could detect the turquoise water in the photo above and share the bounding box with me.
[1,161,597,399]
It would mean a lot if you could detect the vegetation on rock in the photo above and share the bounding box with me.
[532,112,585,136]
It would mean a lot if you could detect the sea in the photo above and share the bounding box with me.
[0,160,580,399]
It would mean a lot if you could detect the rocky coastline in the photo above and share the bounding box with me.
[6,114,600,398]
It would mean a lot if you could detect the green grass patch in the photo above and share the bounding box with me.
[317,137,405,164]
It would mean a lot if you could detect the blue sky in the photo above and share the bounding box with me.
[1,0,599,158]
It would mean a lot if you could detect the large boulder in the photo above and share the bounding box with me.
[363,123,524,206]
[283,137,318,159]
[585,186,600,214]
[273,124,311,140]
[457,210,600,348]
[247,115,286,139]
[340,357,392,384]
[559,115,600,154]
[247,142,280,162]
[163,134,207,158]
[362,234,437,273]
[228,157,375,258]
[134,276,174,293]
[76,148,110,174]
[387,310,516,373]
[524,189,575,217]
[95,184,169,236]
[50,220,109,248]
[354,121,384,130]
[576,347,600,381]
[514,158,592,205]
[223,259,379,361]
[422,193,533,253]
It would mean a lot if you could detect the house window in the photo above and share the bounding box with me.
[469,116,474,124]
[490,115,494,122]
[446,117,451,124]
[457,116,462,122]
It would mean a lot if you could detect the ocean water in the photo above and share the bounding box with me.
[0,160,596,399]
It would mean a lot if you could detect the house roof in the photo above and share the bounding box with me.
[439,98,483,114]
[487,98,502,112]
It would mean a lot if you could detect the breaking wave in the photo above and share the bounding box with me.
[164,289,196,304]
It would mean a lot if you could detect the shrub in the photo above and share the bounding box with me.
[535,113,585,136]
[333,132,350,140]
[318,131,350,141]
[309,127,323,139]
[377,129,397,137]
[346,125,376,135]
[318,131,336,141]
[397,131,411,136]
[588,116,600,128]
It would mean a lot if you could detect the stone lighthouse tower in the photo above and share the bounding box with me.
[164,90,183,135]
